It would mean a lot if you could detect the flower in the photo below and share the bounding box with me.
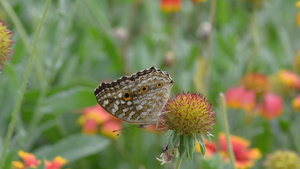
[292,95,300,111]
[160,0,181,13]
[264,150,300,169]
[158,92,215,163]
[78,105,122,138]
[11,150,67,169]
[277,70,300,90]
[225,86,256,112]
[162,92,215,136]
[156,144,175,165]
[260,93,283,120]
[196,133,262,169]
[241,73,270,95]
[0,20,15,71]
[45,156,68,169]
[294,50,300,75]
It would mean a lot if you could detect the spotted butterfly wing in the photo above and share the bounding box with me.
[94,67,174,128]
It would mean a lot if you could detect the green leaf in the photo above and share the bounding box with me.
[34,134,111,162]
[196,135,206,156]
[206,132,214,144]
[187,135,196,160]
[178,135,185,158]
[41,87,95,114]
[184,136,190,160]
[167,130,180,151]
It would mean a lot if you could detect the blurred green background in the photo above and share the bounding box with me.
[0,0,300,168]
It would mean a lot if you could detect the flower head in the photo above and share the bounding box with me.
[277,70,300,90]
[264,150,300,169]
[78,105,122,138]
[241,73,270,95]
[196,133,261,169]
[158,92,215,163]
[294,50,300,75]
[260,93,283,120]
[162,92,215,136]
[156,145,175,165]
[45,156,68,169]
[225,86,256,112]
[11,150,67,169]
[160,0,181,13]
[292,95,300,111]
[0,20,15,71]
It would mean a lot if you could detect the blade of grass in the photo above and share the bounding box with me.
[0,0,52,167]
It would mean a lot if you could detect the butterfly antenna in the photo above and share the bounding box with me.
[112,125,137,136]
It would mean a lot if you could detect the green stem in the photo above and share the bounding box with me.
[0,0,52,167]
[175,154,183,169]
[24,0,79,147]
[246,7,259,73]
[219,93,237,169]
[203,0,216,95]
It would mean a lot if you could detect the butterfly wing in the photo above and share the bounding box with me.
[94,67,174,128]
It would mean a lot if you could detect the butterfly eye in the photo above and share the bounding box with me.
[156,82,163,88]
[140,85,148,93]
[123,91,131,101]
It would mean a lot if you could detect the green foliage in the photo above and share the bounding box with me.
[0,0,299,168]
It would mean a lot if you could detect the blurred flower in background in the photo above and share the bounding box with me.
[263,150,300,169]
[225,86,256,112]
[196,133,261,169]
[260,93,283,120]
[78,105,122,139]
[225,73,284,120]
[294,50,300,75]
[277,70,300,90]
[196,21,212,40]
[292,95,300,111]
[11,150,67,169]
[160,0,181,13]
[241,73,270,96]
[0,20,15,71]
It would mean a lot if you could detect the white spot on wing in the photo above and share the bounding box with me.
[136,105,143,111]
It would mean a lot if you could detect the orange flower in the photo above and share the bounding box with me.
[100,121,122,139]
[260,93,283,120]
[241,73,270,95]
[12,150,67,169]
[225,86,256,112]
[297,1,300,26]
[292,95,300,111]
[196,133,261,169]
[294,50,300,75]
[18,150,40,168]
[225,87,245,109]
[278,70,300,90]
[78,105,122,138]
[45,156,68,169]
[160,0,181,13]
